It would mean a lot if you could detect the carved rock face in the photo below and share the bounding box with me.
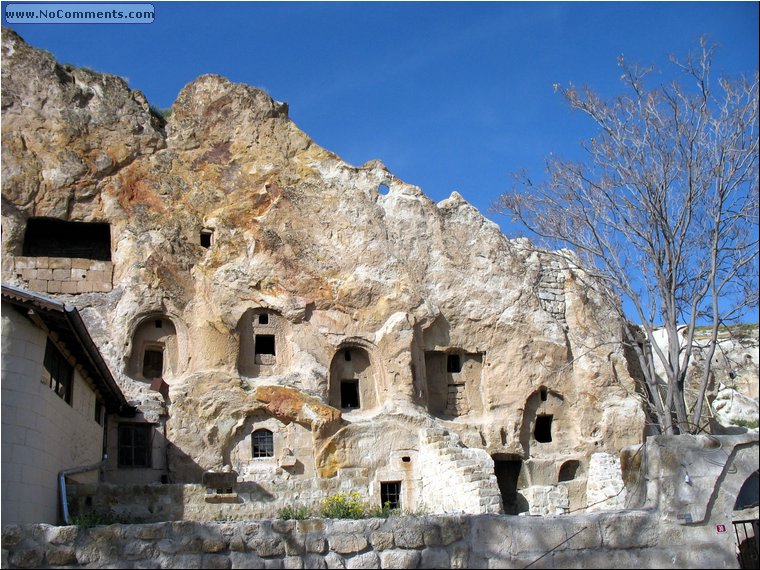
[2,27,646,507]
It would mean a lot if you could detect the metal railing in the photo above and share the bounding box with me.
[734,518,759,569]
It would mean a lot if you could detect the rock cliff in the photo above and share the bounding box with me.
[2,28,648,514]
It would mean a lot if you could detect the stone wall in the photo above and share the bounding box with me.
[1,510,742,570]
[11,257,113,295]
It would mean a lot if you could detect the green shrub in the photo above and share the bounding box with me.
[320,491,368,519]
[365,501,398,518]
[278,505,311,520]
[69,511,127,528]
[731,418,759,429]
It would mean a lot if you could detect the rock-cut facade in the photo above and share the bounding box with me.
[1,28,648,520]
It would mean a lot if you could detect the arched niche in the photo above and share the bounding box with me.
[734,470,759,511]
[519,387,572,456]
[558,459,582,482]
[227,410,314,479]
[126,314,183,382]
[236,307,292,377]
[328,342,381,412]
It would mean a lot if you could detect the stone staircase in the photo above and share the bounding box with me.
[419,427,503,514]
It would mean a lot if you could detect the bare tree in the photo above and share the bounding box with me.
[493,38,759,435]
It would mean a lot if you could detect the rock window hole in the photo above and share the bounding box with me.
[258,313,269,325]
[380,481,401,510]
[200,229,214,248]
[540,388,548,401]
[341,380,360,409]
[534,415,553,443]
[23,217,111,260]
[255,334,276,356]
[447,354,461,373]
[155,319,163,329]
[378,184,390,196]
[401,456,411,463]
[344,349,352,362]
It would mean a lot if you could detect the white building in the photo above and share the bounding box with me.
[1,284,132,524]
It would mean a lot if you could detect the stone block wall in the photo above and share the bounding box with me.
[12,257,113,295]
[537,261,567,324]
[585,452,627,512]
[1,510,742,569]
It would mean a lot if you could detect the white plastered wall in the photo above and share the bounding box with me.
[1,301,105,524]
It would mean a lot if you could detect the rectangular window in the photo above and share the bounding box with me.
[94,400,104,425]
[340,380,360,409]
[200,229,214,248]
[118,423,153,467]
[380,481,402,510]
[23,217,111,260]
[43,338,73,405]
[447,354,461,373]
[534,415,553,443]
[255,334,276,356]
[251,429,274,458]
[258,313,269,325]
[142,348,164,379]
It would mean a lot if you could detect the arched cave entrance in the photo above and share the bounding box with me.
[328,344,379,411]
[127,315,179,382]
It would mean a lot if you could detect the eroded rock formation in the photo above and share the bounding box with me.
[2,27,649,515]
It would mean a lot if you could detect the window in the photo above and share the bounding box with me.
[43,339,73,405]
[200,229,214,248]
[540,388,548,402]
[94,400,104,425]
[447,354,461,373]
[534,415,553,443]
[380,481,401,510]
[255,334,276,356]
[344,349,351,362]
[142,347,164,379]
[118,424,152,467]
[252,429,274,458]
[23,217,111,260]
[341,380,360,409]
[258,313,269,325]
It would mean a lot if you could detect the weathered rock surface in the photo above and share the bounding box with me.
[2,27,648,514]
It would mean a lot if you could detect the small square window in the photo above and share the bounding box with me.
[255,334,276,356]
[258,313,269,325]
[200,229,214,248]
[380,481,401,510]
[344,349,352,362]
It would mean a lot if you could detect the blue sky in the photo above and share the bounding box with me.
[3,2,759,323]
[4,2,757,220]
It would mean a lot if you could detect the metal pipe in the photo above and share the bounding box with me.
[58,456,107,525]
